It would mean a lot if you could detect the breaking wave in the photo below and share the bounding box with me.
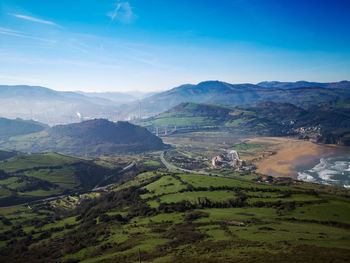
[297,157,350,187]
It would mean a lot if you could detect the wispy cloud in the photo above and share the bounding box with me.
[107,2,135,23]
[0,27,56,43]
[11,14,58,26]
[0,27,19,33]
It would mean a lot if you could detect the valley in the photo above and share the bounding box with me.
[1,1,350,261]
[137,99,350,146]
[0,80,349,262]
[1,81,350,125]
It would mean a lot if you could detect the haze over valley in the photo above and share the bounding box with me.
[0,1,350,262]
[2,80,350,125]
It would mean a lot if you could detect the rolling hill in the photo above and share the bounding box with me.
[0,119,166,156]
[0,152,114,206]
[1,170,349,262]
[120,80,350,118]
[0,149,18,160]
[139,100,350,145]
[0,117,47,139]
[139,102,304,136]
[2,81,349,123]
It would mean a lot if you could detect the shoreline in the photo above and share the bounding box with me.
[250,137,341,178]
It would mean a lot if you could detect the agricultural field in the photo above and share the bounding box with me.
[1,170,349,262]
[162,131,244,149]
[164,149,211,170]
[0,152,151,206]
[230,141,274,161]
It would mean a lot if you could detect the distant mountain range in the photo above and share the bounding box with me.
[0,85,154,125]
[0,119,166,156]
[257,80,350,89]
[1,81,350,124]
[123,80,350,118]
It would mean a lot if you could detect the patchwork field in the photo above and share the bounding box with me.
[0,152,134,206]
[1,170,349,262]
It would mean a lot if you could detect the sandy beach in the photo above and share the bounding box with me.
[249,137,330,178]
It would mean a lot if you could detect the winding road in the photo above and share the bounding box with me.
[160,151,209,175]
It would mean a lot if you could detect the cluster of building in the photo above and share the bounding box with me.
[211,150,247,169]
[293,126,321,135]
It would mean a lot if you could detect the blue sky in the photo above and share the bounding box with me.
[0,0,349,92]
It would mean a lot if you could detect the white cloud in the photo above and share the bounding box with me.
[107,2,135,23]
[11,14,58,26]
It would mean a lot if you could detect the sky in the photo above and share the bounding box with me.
[0,0,350,92]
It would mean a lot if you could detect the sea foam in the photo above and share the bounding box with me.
[297,156,350,187]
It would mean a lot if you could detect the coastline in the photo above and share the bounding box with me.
[250,137,339,178]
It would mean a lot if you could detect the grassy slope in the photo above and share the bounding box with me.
[0,153,112,205]
[140,100,350,145]
[0,120,165,157]
[1,171,349,262]
[0,149,18,161]
[138,102,300,139]
[0,118,47,139]
[140,102,255,128]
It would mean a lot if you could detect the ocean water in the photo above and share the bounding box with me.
[297,155,350,188]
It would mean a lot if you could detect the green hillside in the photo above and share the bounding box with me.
[140,100,350,145]
[141,102,233,127]
[0,149,18,161]
[0,118,47,139]
[0,119,166,156]
[139,102,303,136]
[122,80,350,117]
[1,171,349,262]
[0,152,113,206]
